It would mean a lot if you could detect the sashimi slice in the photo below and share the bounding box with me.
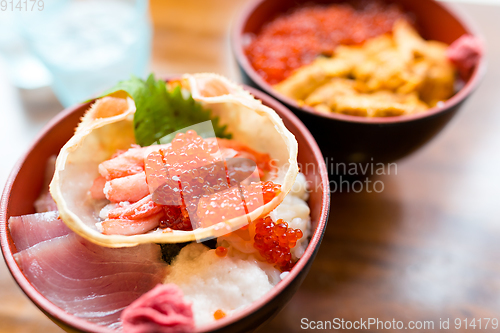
[34,155,58,213]
[14,232,167,327]
[34,191,58,213]
[9,211,71,252]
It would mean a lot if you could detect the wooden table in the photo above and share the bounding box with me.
[1,1,499,332]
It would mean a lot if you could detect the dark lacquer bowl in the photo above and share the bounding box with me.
[233,0,486,166]
[0,86,330,333]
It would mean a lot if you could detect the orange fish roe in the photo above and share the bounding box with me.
[143,130,280,231]
[196,181,281,227]
[245,1,412,84]
[159,131,233,221]
[160,205,192,231]
[260,181,281,204]
[253,217,303,271]
[214,309,226,320]
[162,130,219,174]
[215,246,228,257]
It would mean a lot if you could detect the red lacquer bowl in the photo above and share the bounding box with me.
[0,86,330,332]
[233,0,486,166]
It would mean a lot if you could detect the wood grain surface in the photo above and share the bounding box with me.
[1,1,499,332]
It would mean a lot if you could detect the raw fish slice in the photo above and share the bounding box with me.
[15,256,164,298]
[34,192,58,213]
[23,272,160,303]
[78,308,125,326]
[15,234,165,279]
[34,155,58,213]
[14,232,167,327]
[42,291,143,315]
[9,211,71,251]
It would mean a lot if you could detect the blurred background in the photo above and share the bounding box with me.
[1,0,500,332]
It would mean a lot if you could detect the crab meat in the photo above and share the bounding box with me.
[107,195,163,220]
[99,212,164,236]
[103,172,150,203]
[98,146,147,180]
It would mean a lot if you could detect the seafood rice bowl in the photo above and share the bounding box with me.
[3,73,324,332]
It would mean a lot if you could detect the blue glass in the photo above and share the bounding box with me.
[0,10,52,89]
[20,0,151,107]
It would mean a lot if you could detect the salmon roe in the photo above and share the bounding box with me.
[245,1,412,84]
[214,309,226,320]
[260,181,281,204]
[162,130,219,174]
[215,246,228,257]
[160,205,192,231]
[196,181,281,227]
[253,217,303,271]
[146,130,280,231]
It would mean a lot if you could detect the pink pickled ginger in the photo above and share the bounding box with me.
[121,283,195,333]
[447,34,483,79]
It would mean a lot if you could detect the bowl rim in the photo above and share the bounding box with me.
[232,0,487,125]
[0,85,331,332]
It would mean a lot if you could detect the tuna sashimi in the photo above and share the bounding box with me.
[34,155,58,213]
[34,191,58,213]
[9,211,71,252]
[14,233,167,327]
[10,211,168,328]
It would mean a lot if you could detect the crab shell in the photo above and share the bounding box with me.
[49,73,299,247]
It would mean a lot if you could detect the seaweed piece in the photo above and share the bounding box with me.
[201,238,217,250]
[159,242,189,265]
[158,238,218,265]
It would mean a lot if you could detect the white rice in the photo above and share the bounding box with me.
[165,243,275,326]
[164,172,311,326]
[270,173,311,260]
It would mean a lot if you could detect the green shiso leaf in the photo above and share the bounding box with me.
[97,74,232,147]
